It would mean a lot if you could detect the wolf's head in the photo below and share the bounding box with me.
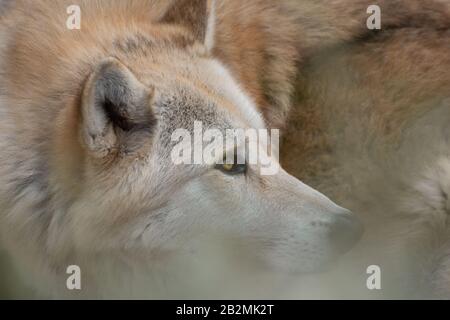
[53,0,363,274]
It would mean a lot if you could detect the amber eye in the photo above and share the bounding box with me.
[216,151,247,175]
[216,162,247,175]
[222,163,234,171]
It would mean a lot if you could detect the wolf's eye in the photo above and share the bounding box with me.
[216,163,247,175]
[216,151,247,175]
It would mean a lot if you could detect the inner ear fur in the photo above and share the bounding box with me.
[80,57,156,157]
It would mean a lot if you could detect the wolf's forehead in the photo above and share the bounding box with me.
[156,91,235,134]
[154,79,266,151]
[153,80,262,153]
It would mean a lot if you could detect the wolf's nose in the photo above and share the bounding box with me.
[329,210,364,254]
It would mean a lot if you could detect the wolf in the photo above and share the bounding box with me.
[0,0,365,298]
[0,0,448,298]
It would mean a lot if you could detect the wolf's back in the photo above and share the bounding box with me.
[213,0,450,128]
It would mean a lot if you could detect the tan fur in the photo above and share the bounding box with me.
[0,0,362,298]
[1,0,450,298]
[213,0,450,128]
[282,27,450,298]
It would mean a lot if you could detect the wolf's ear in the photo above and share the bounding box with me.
[80,58,156,157]
[160,0,216,51]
